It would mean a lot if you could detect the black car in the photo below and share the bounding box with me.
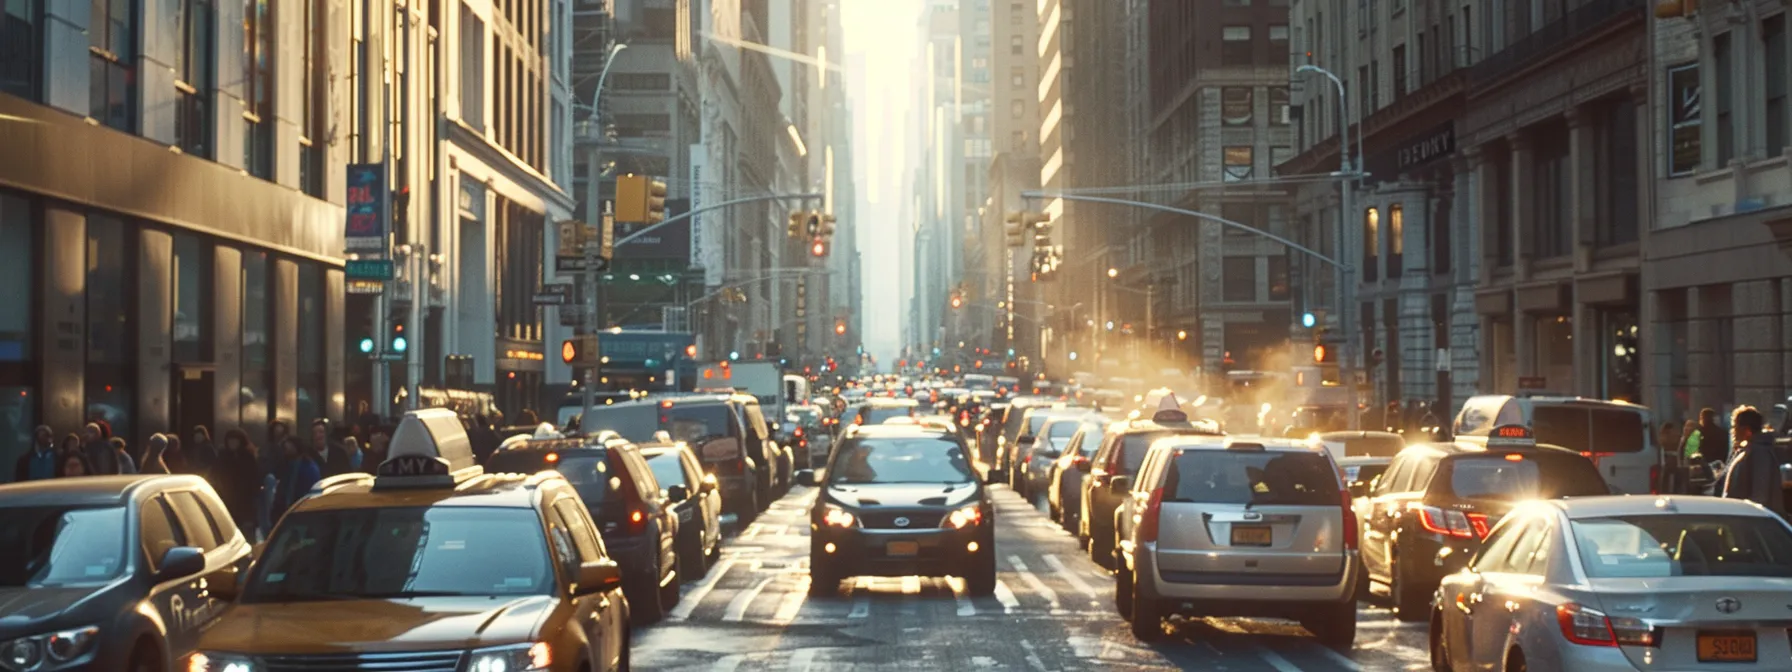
[0,475,252,672]
[582,395,776,520]
[487,436,684,625]
[1357,435,1607,620]
[800,425,1001,597]
[641,442,724,578]
[1077,408,1224,569]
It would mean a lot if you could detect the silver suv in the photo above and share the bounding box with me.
[1112,436,1360,648]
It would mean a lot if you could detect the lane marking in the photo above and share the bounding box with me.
[722,576,774,622]
[991,579,1020,613]
[1017,639,1050,672]
[948,577,978,616]
[742,523,763,539]
[788,648,819,671]
[770,576,809,625]
[1252,644,1306,672]
[1007,555,1062,614]
[848,577,872,619]
[1314,646,1366,671]
[711,654,745,672]
[670,558,734,621]
[1042,553,1101,600]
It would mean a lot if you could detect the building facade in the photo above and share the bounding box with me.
[1,0,351,466]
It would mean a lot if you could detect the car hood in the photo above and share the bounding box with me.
[197,596,555,655]
[0,585,119,636]
[825,483,979,508]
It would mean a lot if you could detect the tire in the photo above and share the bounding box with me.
[809,545,840,596]
[966,550,997,596]
[1505,648,1527,672]
[127,641,160,672]
[1114,566,1134,620]
[1391,556,1430,622]
[631,560,666,625]
[1429,609,1451,672]
[617,629,632,672]
[1090,526,1116,571]
[1128,571,1163,642]
[658,552,682,612]
[1301,601,1356,651]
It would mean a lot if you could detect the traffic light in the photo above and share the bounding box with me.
[645,179,667,223]
[614,175,667,224]
[1004,213,1026,247]
[358,336,375,355]
[834,319,847,336]
[787,210,805,239]
[390,321,408,354]
[561,334,600,366]
[810,239,829,257]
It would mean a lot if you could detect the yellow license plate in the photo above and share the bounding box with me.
[1231,525,1272,546]
[1697,632,1756,662]
[886,541,920,557]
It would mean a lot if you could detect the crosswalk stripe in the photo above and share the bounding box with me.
[1042,553,1101,600]
[723,576,774,622]
[711,654,745,672]
[1007,555,1062,613]
[788,647,820,671]
[1252,644,1306,672]
[848,577,872,618]
[1313,646,1366,671]
[671,558,734,621]
[770,577,809,625]
[948,577,978,616]
[992,579,1020,613]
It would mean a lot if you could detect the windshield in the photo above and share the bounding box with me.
[0,506,128,587]
[829,437,976,485]
[663,405,737,444]
[1533,406,1648,454]
[1335,436,1405,458]
[1571,515,1792,579]
[863,406,914,424]
[644,452,690,490]
[1166,450,1339,506]
[1445,454,1608,501]
[486,452,616,505]
[581,405,661,442]
[246,507,554,602]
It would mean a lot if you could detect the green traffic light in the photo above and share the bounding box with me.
[358,337,375,354]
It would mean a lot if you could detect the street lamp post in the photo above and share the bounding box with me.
[578,42,629,426]
[1295,64,1363,431]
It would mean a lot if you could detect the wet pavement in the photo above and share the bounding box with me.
[633,484,1432,670]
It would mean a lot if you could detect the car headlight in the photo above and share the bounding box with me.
[822,504,858,528]
[1,626,100,671]
[466,642,551,672]
[942,505,983,529]
[186,652,259,672]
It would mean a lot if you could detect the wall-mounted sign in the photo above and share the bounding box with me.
[347,279,385,294]
[1394,122,1455,172]
[345,259,395,280]
[1667,62,1702,177]
[345,163,389,251]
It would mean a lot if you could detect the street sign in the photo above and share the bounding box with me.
[534,283,573,305]
[347,279,385,294]
[555,256,590,272]
[345,259,395,280]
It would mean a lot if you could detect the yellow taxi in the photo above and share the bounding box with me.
[185,409,632,672]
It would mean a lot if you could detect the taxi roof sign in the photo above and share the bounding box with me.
[377,408,481,488]
[1485,424,1536,448]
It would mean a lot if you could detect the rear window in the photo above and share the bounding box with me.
[1024,414,1052,436]
[862,406,913,424]
[1345,463,1390,488]
[644,452,689,490]
[580,406,660,442]
[1532,406,1648,454]
[663,405,737,444]
[1444,454,1608,501]
[486,452,616,505]
[1571,515,1792,579]
[1165,450,1339,506]
[1116,432,1174,474]
[1340,436,1404,458]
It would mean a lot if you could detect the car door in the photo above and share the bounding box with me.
[549,498,618,670]
[163,490,245,620]
[138,493,208,658]
[680,449,721,551]
[1361,455,1412,579]
[1460,516,1531,670]
[1083,432,1122,529]
[623,449,678,583]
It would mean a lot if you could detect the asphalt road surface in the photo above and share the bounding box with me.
[635,485,1431,671]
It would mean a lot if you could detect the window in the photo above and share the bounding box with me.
[1221,26,1252,66]
[1269,146,1293,175]
[241,251,270,430]
[1011,67,1024,88]
[299,0,322,195]
[1714,32,1734,166]
[1570,515,1792,579]
[1,0,42,99]
[244,0,274,179]
[1269,24,1288,42]
[1493,151,1513,264]
[1667,62,1701,175]
[1010,34,1022,55]
[1765,15,1787,155]
[1223,256,1256,302]
[90,0,138,131]
[1599,99,1639,245]
[138,498,187,571]
[1392,44,1406,99]
[1388,204,1404,278]
[172,234,211,363]
[0,194,31,362]
[613,72,668,90]
[1357,65,1370,115]
[1010,98,1024,118]
[461,4,485,129]
[1269,87,1289,125]
[166,491,222,550]
[1432,191,1452,274]
[172,0,215,157]
[1531,130,1571,258]
[1363,207,1379,281]
[1268,255,1289,301]
[296,264,323,427]
[1221,87,1253,126]
[1222,146,1253,182]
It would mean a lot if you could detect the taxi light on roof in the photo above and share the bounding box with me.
[661,400,675,409]
[1505,453,1525,461]
[1494,425,1532,439]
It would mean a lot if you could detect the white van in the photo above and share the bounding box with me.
[1451,394,1660,495]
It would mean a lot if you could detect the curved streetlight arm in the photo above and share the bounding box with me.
[1019,192,1347,270]
[586,44,629,124]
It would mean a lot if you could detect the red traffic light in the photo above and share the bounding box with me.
[561,340,578,364]
[1313,344,1327,363]
[811,239,828,256]
[835,322,847,335]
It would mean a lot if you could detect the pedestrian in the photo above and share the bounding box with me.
[519,408,540,427]
[365,431,391,468]
[81,423,117,475]
[106,437,136,474]
[1689,407,1727,465]
[12,426,57,482]
[262,420,292,528]
[56,433,80,459]
[1660,421,1684,459]
[1722,406,1784,516]
[277,437,321,517]
[1680,419,1700,457]
[469,414,501,465]
[343,436,364,473]
[213,428,262,537]
[139,434,171,474]
[311,418,351,477]
[161,433,187,474]
[57,452,94,477]
[185,425,217,477]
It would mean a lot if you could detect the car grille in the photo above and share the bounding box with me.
[260,650,464,672]
[859,510,944,529]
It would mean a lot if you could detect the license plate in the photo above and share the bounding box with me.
[1698,632,1757,662]
[886,541,920,557]
[1231,525,1272,546]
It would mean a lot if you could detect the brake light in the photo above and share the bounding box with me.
[1136,488,1166,544]
[1340,488,1358,550]
[794,427,804,437]
[627,509,648,535]
[1071,454,1089,469]
[1555,602,1653,647]
[1411,503,1477,538]
[1649,465,1660,495]
[1466,513,1491,539]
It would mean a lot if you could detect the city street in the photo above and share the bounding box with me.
[637,484,1431,671]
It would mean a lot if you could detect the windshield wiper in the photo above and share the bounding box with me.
[357,590,469,599]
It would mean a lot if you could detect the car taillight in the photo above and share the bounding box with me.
[1071,455,1088,469]
[794,427,804,437]
[1556,602,1657,647]
[627,509,648,535]
[1136,488,1165,544]
[1340,489,1358,550]
[1466,513,1491,539]
[1649,465,1660,495]
[1411,503,1477,538]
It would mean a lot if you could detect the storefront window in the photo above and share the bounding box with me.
[85,216,133,441]
[1534,315,1574,393]
[0,194,32,361]
[296,263,323,427]
[242,251,271,432]
[0,387,32,482]
[1599,310,1641,404]
[172,233,211,363]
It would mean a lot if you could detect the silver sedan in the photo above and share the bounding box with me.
[1430,495,1792,671]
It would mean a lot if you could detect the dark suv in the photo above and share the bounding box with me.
[487,436,684,624]
[799,425,1001,596]
[1079,408,1225,569]
[582,395,777,519]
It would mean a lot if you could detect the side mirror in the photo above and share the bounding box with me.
[155,546,207,583]
[667,484,690,503]
[576,559,624,595]
[1108,475,1132,494]
[985,468,1007,485]
[1075,459,1093,473]
[796,469,819,487]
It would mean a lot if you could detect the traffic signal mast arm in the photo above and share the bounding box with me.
[612,192,826,247]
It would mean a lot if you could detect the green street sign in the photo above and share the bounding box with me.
[345,259,396,280]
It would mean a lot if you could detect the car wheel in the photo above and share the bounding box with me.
[1429,609,1451,672]
[1114,566,1134,620]
[1505,648,1527,672]
[632,560,666,625]
[1128,571,1163,642]
[808,545,840,596]
[659,553,682,611]
[616,628,632,672]
[1391,555,1430,622]
[127,641,160,672]
[966,550,997,596]
[1301,601,1356,651]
